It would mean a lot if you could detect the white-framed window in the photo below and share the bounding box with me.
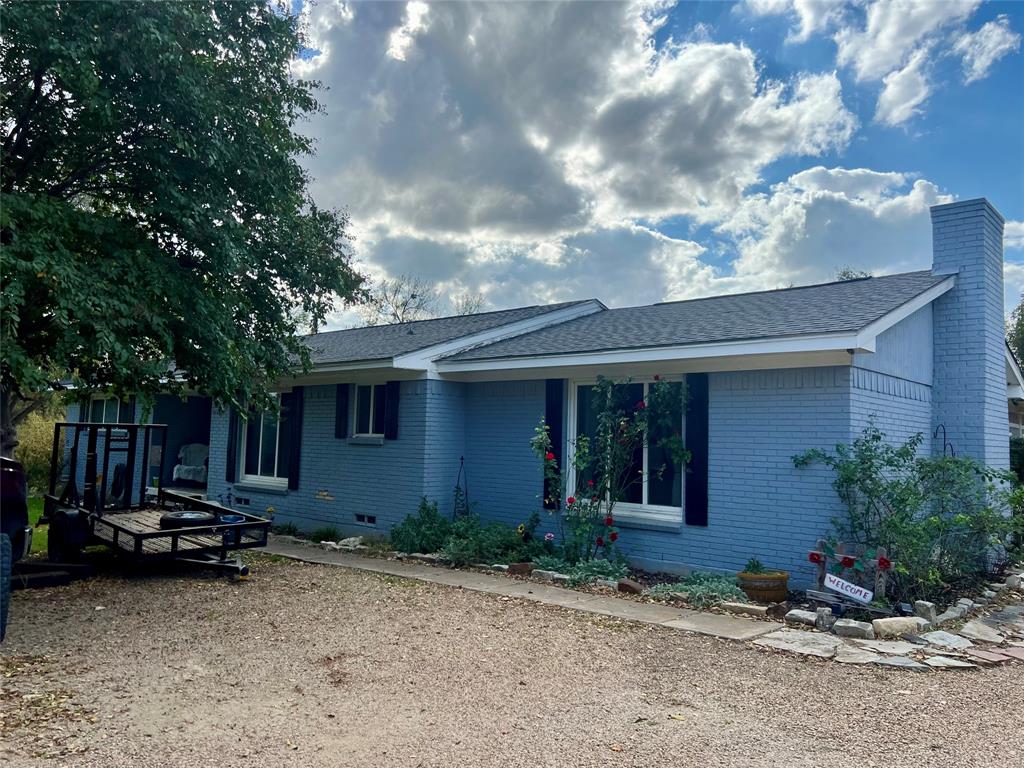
[353,384,386,437]
[239,394,291,486]
[566,376,685,525]
[89,396,132,424]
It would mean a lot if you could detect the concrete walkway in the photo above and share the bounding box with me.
[261,540,776,641]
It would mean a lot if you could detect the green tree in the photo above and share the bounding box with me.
[0,0,363,455]
[1007,296,1024,364]
[834,266,871,281]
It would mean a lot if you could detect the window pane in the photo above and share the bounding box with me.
[90,399,105,422]
[356,385,372,434]
[243,413,260,476]
[105,399,119,423]
[372,384,386,434]
[118,400,133,423]
[648,382,683,507]
[622,383,644,504]
[276,395,292,479]
[260,411,278,476]
[575,385,598,488]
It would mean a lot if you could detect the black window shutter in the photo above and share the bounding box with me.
[225,408,239,483]
[684,373,709,526]
[383,381,400,440]
[543,379,564,510]
[334,384,349,439]
[287,386,304,491]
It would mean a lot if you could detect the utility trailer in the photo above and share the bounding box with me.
[42,421,269,577]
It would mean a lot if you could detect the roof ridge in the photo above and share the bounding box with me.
[307,299,593,339]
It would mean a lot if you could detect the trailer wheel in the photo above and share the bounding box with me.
[1,533,11,642]
[47,512,83,563]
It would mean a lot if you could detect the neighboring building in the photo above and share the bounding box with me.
[67,199,1016,584]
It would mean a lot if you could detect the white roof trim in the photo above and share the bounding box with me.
[391,299,605,372]
[1007,345,1024,400]
[853,276,955,351]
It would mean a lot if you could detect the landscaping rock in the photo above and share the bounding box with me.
[407,552,441,563]
[617,578,644,594]
[873,656,929,671]
[936,604,967,624]
[914,600,938,624]
[987,582,1007,592]
[832,619,874,639]
[923,656,977,669]
[1007,574,1021,589]
[872,616,930,638]
[552,574,571,585]
[973,595,990,605]
[533,569,559,582]
[784,609,818,627]
[754,629,842,659]
[338,536,364,549]
[320,541,341,551]
[959,620,1005,644]
[597,579,619,589]
[922,630,974,650]
[1000,647,1024,661]
[722,602,769,618]
[833,645,881,664]
[854,639,918,655]
[982,590,997,600]
[490,564,509,573]
[506,562,533,576]
[815,607,837,631]
[964,648,1013,665]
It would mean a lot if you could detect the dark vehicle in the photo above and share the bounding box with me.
[1,457,33,640]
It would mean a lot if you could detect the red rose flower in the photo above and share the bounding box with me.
[840,555,855,568]
[808,551,823,564]
[877,556,892,571]
[605,516,614,526]
[591,495,599,503]
[636,400,646,410]
[587,479,594,487]
[544,452,555,461]
[596,537,605,547]
[653,374,660,381]
[610,532,618,542]
[566,496,576,505]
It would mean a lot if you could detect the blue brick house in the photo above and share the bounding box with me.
[68,199,1022,583]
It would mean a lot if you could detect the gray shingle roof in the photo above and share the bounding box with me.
[443,271,949,362]
[304,301,591,365]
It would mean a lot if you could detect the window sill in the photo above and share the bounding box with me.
[612,507,683,533]
[233,481,289,495]
[347,436,384,446]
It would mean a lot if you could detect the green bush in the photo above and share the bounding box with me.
[1011,437,1024,484]
[390,498,452,554]
[795,425,1024,605]
[310,526,340,543]
[566,558,629,586]
[532,554,572,573]
[645,572,747,607]
[441,515,545,566]
[13,407,64,493]
[273,522,300,536]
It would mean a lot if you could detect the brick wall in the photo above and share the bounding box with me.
[930,198,1008,468]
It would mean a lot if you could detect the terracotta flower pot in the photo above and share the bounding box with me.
[737,571,789,604]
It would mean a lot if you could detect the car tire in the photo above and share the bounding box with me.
[1,533,12,642]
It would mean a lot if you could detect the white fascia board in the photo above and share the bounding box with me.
[853,277,955,351]
[391,299,605,372]
[1006,345,1024,398]
[435,331,863,374]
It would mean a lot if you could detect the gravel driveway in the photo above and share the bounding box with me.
[1,556,1020,768]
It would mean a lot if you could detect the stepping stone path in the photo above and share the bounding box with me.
[921,630,974,650]
[834,646,881,664]
[875,656,929,671]
[923,656,976,669]
[959,619,1005,644]
[754,629,842,658]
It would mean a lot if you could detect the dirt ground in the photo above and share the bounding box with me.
[1,556,1020,768]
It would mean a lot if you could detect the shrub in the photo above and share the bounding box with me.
[390,498,451,554]
[645,572,747,607]
[273,522,300,537]
[310,526,340,543]
[13,407,64,493]
[532,554,572,573]
[794,425,1024,604]
[1012,436,1024,484]
[441,515,545,566]
[566,558,629,586]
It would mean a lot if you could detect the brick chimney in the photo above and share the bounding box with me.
[930,198,1008,469]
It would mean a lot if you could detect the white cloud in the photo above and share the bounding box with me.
[1006,221,1024,251]
[386,1,431,61]
[874,46,932,126]
[744,0,846,42]
[1005,262,1024,317]
[834,0,979,82]
[719,167,953,285]
[953,14,1021,83]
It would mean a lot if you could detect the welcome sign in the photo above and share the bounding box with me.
[824,573,873,605]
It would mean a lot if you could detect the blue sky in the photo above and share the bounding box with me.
[289,1,1024,327]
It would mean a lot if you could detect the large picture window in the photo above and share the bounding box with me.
[569,378,684,519]
[354,384,386,437]
[239,394,292,485]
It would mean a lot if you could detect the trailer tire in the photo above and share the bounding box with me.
[1,533,12,642]
[47,512,83,563]
[159,511,217,529]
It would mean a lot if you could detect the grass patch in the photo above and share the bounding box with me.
[28,497,48,555]
[309,526,340,543]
